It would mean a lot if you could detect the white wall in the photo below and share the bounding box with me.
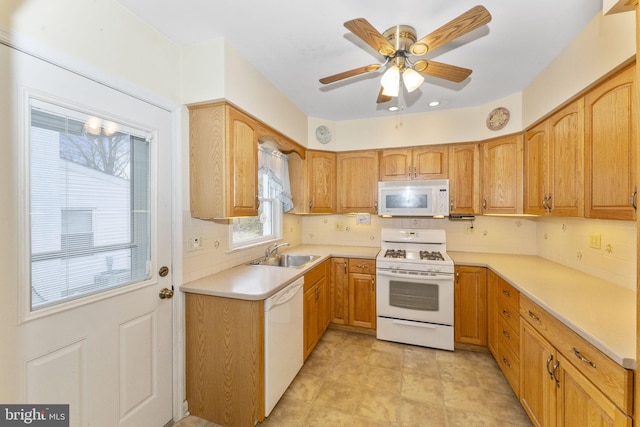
[0,0,182,108]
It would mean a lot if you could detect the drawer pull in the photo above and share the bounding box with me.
[546,354,554,379]
[502,329,511,340]
[355,264,370,269]
[502,309,511,318]
[552,360,560,388]
[573,348,596,368]
[501,356,511,368]
[502,289,511,297]
[528,310,541,322]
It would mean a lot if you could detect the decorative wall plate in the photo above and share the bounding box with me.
[315,125,332,144]
[486,107,510,131]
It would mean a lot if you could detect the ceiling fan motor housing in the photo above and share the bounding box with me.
[382,25,417,55]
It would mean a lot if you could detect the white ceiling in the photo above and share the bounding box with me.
[116,0,602,121]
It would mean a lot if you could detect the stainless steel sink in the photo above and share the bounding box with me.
[249,254,319,269]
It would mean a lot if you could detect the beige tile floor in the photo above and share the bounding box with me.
[175,328,532,427]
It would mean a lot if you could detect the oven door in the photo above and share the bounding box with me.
[376,269,453,326]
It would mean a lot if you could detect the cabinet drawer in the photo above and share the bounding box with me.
[497,314,519,358]
[304,262,326,291]
[349,259,375,274]
[520,295,633,414]
[497,278,519,311]
[497,296,519,335]
[497,339,520,397]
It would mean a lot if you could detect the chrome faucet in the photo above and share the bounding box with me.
[265,242,290,258]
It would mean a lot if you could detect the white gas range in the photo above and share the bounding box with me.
[376,228,455,351]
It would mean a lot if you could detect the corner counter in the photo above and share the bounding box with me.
[450,251,636,369]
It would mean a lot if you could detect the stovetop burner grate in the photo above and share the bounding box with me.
[383,249,406,259]
[419,251,445,261]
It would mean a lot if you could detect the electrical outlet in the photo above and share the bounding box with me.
[589,233,601,249]
[356,214,371,225]
[188,236,203,251]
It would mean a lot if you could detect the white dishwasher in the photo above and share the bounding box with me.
[264,277,304,417]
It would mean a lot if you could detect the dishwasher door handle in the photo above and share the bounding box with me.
[266,279,304,310]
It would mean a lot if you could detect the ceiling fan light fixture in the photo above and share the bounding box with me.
[402,67,424,93]
[380,64,400,97]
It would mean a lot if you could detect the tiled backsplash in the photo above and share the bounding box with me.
[182,211,636,289]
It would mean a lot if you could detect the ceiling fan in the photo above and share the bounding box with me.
[319,5,492,104]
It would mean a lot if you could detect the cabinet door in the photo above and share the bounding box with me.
[486,270,498,357]
[548,99,584,217]
[337,151,379,213]
[585,64,637,220]
[227,107,259,217]
[307,151,336,213]
[520,321,557,427]
[556,355,632,427]
[524,121,548,215]
[379,148,411,181]
[449,143,482,214]
[412,145,449,180]
[453,266,487,346]
[317,272,330,335]
[482,134,523,214]
[303,285,319,361]
[348,273,376,329]
[330,258,349,325]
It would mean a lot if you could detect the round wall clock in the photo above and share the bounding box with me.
[486,107,510,131]
[315,125,332,144]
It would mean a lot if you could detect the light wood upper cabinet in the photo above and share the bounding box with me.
[449,143,482,214]
[585,63,637,220]
[525,99,585,217]
[337,150,379,213]
[482,134,524,214]
[289,150,336,214]
[189,103,258,219]
[379,145,448,181]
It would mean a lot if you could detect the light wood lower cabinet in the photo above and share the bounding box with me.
[348,259,376,329]
[185,293,264,427]
[520,295,633,426]
[329,257,376,330]
[453,266,487,346]
[303,260,330,360]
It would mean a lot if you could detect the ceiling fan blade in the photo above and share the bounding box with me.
[410,5,492,56]
[376,87,392,104]
[319,64,381,84]
[413,60,472,83]
[344,18,396,56]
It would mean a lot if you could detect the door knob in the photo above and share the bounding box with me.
[159,288,174,299]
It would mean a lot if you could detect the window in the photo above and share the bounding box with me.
[230,144,292,249]
[29,99,151,310]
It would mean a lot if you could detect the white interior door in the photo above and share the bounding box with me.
[0,44,173,427]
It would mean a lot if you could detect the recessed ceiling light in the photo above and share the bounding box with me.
[428,101,440,107]
[388,106,399,112]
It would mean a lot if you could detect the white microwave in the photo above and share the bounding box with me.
[378,180,450,217]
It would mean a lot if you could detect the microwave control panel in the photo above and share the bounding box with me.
[438,189,449,215]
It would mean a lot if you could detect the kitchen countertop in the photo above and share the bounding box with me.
[180,245,636,369]
[450,251,636,370]
[180,245,380,300]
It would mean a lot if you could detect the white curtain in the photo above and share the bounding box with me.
[258,143,293,212]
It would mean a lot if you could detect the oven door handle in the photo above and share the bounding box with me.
[392,319,437,329]
[376,270,453,281]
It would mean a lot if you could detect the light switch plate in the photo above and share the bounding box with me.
[589,233,601,249]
